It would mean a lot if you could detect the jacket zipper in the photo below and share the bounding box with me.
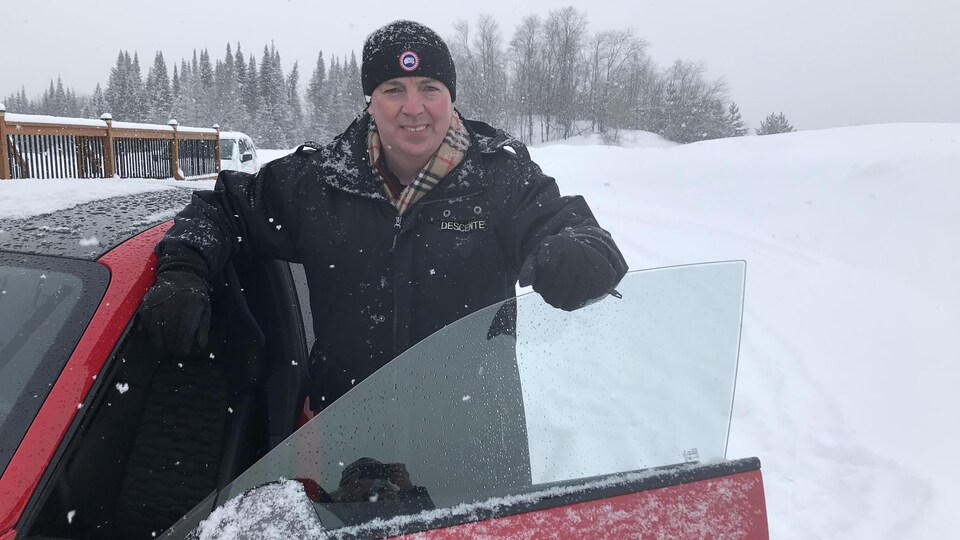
[390,215,402,253]
[388,190,482,356]
[391,214,402,352]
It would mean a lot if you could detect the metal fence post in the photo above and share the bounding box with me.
[0,104,10,180]
[169,119,183,180]
[101,113,116,178]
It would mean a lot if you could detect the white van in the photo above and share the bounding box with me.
[219,131,261,174]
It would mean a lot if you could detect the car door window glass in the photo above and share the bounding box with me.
[193,261,746,533]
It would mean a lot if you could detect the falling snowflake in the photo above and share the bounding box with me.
[462,395,471,402]
[67,510,76,524]
[116,383,130,394]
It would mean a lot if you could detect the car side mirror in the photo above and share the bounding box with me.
[241,153,254,163]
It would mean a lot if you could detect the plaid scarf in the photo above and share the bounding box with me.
[367,113,471,215]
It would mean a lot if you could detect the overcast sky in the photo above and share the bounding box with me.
[3,0,958,132]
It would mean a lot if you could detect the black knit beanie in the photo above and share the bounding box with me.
[361,20,457,102]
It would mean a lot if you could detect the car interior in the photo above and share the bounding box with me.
[21,259,309,539]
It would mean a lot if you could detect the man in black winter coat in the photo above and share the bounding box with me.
[140,20,628,411]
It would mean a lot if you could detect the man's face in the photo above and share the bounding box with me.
[368,77,454,167]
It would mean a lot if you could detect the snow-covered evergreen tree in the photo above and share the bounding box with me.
[756,112,795,135]
[728,102,747,136]
[305,51,327,141]
[248,44,293,147]
[129,53,146,121]
[243,54,260,129]
[286,61,305,144]
[210,44,244,130]
[339,53,364,124]
[199,49,214,90]
[104,51,146,121]
[91,84,107,117]
[104,52,129,120]
[233,44,249,130]
[321,56,343,137]
[144,52,172,123]
[171,65,181,102]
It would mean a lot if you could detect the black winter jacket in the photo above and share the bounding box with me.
[156,112,628,407]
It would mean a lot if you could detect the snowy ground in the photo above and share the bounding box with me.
[527,125,960,539]
[2,124,958,538]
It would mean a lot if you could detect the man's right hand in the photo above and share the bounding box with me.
[139,270,211,356]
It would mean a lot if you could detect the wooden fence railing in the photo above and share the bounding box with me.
[0,104,221,180]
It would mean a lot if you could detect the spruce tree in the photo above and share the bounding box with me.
[340,53,363,124]
[727,102,747,136]
[756,112,796,135]
[105,51,132,120]
[144,52,172,123]
[286,61,304,144]
[199,49,214,90]
[305,51,327,140]
[321,57,342,137]
[171,65,181,101]
[256,44,288,147]
[91,84,107,117]
[243,55,260,131]
[233,43,249,130]
[129,53,146,121]
[54,76,69,115]
[41,79,56,115]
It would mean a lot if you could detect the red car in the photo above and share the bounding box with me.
[0,189,767,539]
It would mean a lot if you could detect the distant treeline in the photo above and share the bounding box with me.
[4,8,797,147]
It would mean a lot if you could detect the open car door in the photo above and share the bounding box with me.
[165,260,767,539]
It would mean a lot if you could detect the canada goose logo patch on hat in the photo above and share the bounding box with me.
[399,50,420,72]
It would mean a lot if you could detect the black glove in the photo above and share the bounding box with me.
[139,270,211,356]
[518,233,619,311]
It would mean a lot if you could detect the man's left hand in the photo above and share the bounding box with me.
[518,232,620,311]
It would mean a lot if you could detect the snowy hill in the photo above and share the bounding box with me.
[2,123,957,538]
[530,124,960,539]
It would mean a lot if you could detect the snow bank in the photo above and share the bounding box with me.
[532,122,960,539]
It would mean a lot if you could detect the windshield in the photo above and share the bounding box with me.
[0,253,109,475]
[220,139,236,159]
[205,261,745,533]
